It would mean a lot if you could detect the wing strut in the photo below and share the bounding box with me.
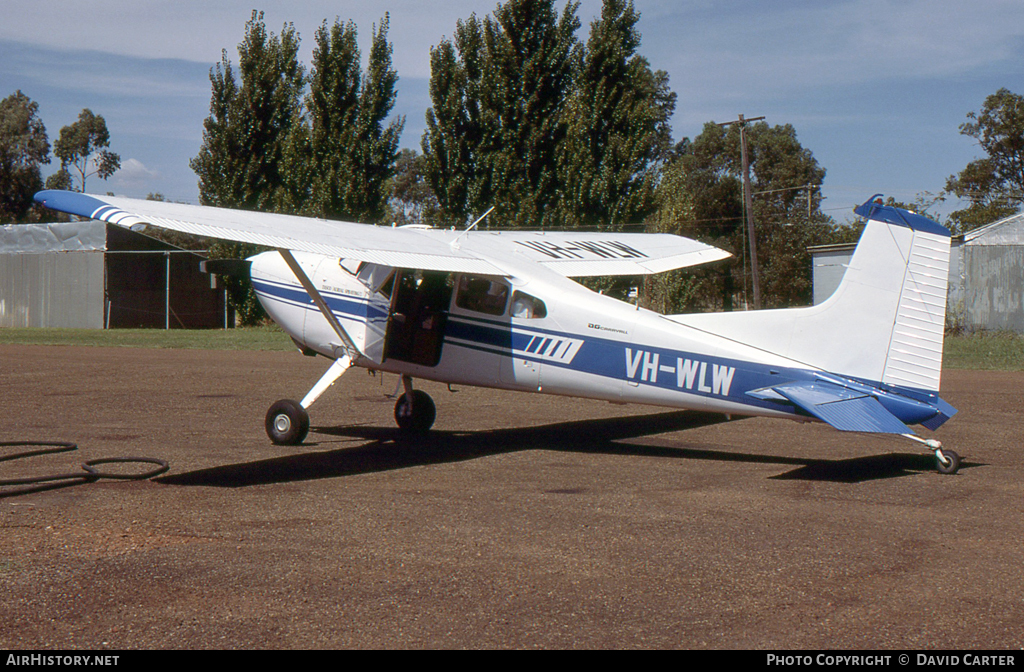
[277,249,360,360]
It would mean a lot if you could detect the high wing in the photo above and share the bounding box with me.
[33,191,729,277]
[34,191,504,275]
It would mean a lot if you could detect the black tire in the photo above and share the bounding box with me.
[265,399,310,445]
[936,449,961,475]
[394,390,436,433]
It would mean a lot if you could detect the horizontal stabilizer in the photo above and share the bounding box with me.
[765,380,913,434]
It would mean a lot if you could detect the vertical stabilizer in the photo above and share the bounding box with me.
[674,196,952,391]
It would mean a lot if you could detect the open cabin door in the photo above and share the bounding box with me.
[382,269,454,367]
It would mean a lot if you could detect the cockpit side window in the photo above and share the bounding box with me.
[339,258,363,275]
[377,271,396,299]
[455,275,509,316]
[510,291,547,319]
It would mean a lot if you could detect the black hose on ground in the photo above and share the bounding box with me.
[0,442,168,498]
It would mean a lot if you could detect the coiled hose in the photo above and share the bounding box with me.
[0,441,168,498]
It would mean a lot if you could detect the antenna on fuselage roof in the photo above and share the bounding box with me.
[467,206,495,231]
[450,206,495,249]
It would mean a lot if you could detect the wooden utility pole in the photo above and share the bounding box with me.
[718,114,765,309]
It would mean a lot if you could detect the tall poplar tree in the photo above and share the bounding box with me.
[423,0,581,229]
[190,10,304,323]
[558,0,676,230]
[422,17,487,227]
[481,0,580,229]
[190,10,305,212]
[304,14,404,222]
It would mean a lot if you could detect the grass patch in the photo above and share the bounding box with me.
[942,331,1024,372]
[943,331,1024,371]
[0,325,294,351]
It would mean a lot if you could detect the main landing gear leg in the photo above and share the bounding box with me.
[903,434,961,475]
[394,375,436,434]
[266,355,352,445]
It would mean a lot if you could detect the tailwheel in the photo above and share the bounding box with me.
[266,399,310,445]
[394,389,436,434]
[935,448,961,475]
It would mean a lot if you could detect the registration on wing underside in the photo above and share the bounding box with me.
[515,239,648,260]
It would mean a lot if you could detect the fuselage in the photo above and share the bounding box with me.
[249,249,845,426]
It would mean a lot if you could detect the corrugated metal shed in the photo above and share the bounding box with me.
[950,211,1024,332]
[0,221,230,329]
[0,221,106,328]
[811,211,1024,333]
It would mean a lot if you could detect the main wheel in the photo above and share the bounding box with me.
[265,399,310,445]
[394,390,436,433]
[936,449,961,475]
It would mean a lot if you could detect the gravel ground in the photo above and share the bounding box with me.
[1,345,1022,649]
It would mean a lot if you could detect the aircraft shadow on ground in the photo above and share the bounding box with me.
[156,410,972,489]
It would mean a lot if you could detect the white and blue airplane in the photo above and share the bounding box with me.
[35,190,961,474]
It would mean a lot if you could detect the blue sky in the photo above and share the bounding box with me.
[3,0,1023,223]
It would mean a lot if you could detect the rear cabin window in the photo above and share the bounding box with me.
[456,276,509,316]
[510,291,546,319]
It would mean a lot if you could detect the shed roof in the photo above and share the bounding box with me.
[0,220,107,253]
[962,210,1024,246]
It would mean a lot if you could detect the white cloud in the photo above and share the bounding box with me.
[112,158,160,186]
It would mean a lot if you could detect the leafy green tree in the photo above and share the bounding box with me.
[190,10,305,213]
[558,0,676,230]
[385,148,439,225]
[44,169,72,191]
[52,108,120,193]
[304,14,404,222]
[0,90,51,223]
[191,11,406,322]
[483,0,580,229]
[652,121,832,311]
[945,88,1024,233]
[423,0,581,229]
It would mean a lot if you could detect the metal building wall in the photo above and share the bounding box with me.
[0,251,105,328]
[810,243,855,304]
[964,245,1024,332]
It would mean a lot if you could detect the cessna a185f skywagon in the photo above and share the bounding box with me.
[35,190,961,474]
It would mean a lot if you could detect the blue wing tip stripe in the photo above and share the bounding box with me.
[34,190,112,220]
